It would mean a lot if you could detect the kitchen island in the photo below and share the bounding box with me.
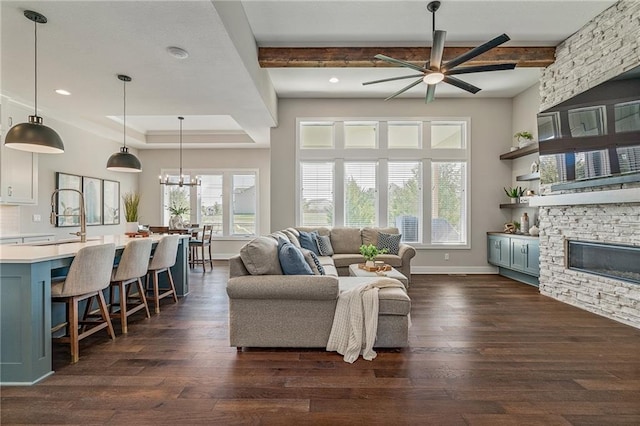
[0,234,190,385]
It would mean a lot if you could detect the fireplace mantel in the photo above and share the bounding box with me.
[529,187,640,207]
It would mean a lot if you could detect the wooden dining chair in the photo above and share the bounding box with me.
[189,224,213,272]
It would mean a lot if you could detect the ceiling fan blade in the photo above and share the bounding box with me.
[447,63,516,75]
[442,33,511,72]
[429,30,446,70]
[375,54,428,73]
[443,75,481,94]
[425,84,436,103]
[385,77,424,101]
[362,73,425,86]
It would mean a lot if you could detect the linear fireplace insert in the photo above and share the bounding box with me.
[567,240,640,285]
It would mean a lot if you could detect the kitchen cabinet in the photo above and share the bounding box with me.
[0,235,55,245]
[0,102,39,205]
[487,232,539,286]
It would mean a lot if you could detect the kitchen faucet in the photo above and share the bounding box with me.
[50,189,87,242]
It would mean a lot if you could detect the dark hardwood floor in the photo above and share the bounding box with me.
[3,263,640,425]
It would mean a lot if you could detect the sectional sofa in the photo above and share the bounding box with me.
[226,227,415,349]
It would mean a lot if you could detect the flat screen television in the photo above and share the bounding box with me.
[537,65,640,187]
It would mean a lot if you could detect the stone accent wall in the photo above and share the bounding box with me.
[538,204,640,327]
[537,1,640,328]
[540,0,640,110]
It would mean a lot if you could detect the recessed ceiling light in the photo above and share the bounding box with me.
[167,46,189,59]
[329,77,339,84]
[55,89,71,96]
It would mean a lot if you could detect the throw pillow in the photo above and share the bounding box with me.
[377,232,402,255]
[239,236,283,275]
[298,230,320,255]
[316,234,334,256]
[300,247,326,275]
[278,238,314,275]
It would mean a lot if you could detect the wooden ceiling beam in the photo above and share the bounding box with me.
[259,46,556,68]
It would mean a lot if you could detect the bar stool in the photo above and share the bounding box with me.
[146,234,181,314]
[189,224,213,272]
[51,243,116,363]
[109,238,153,334]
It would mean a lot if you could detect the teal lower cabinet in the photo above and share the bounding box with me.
[487,232,539,286]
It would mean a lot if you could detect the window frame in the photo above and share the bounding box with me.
[159,168,259,239]
[296,117,471,249]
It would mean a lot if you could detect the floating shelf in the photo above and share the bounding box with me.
[516,172,540,181]
[499,202,532,209]
[499,143,539,160]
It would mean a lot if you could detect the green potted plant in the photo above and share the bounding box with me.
[504,186,525,204]
[514,131,533,148]
[167,189,190,229]
[359,243,388,268]
[122,191,140,233]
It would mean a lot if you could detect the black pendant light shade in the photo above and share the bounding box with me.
[4,10,64,154]
[106,146,142,172]
[106,74,141,173]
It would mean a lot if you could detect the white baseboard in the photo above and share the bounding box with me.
[410,266,498,274]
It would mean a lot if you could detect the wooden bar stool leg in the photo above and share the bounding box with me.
[167,270,178,303]
[153,271,161,314]
[118,282,128,334]
[97,291,116,340]
[69,297,80,364]
[135,277,151,318]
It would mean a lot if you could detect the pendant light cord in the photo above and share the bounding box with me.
[33,18,38,115]
[123,79,127,149]
[179,117,183,177]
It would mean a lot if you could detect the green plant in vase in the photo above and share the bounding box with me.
[504,186,525,203]
[514,131,533,148]
[122,192,140,233]
[359,243,388,267]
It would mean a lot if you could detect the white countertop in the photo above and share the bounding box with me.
[0,233,55,240]
[0,234,189,264]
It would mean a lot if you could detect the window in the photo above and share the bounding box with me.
[388,162,422,243]
[344,122,377,148]
[431,162,466,244]
[300,162,334,227]
[297,118,470,246]
[161,170,258,237]
[300,122,334,149]
[232,174,256,236]
[344,162,377,228]
[432,122,465,149]
[388,121,421,148]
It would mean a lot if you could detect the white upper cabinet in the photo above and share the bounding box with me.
[0,100,39,205]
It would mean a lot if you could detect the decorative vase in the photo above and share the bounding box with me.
[365,260,375,268]
[125,221,138,234]
[169,215,185,230]
[510,197,518,204]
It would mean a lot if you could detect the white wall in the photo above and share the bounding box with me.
[509,83,542,224]
[271,97,515,273]
[137,147,271,258]
[2,100,138,239]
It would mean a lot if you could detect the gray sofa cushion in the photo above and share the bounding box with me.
[338,277,410,316]
[300,247,325,275]
[239,236,283,275]
[330,227,362,254]
[361,227,399,246]
[316,235,334,256]
[297,226,331,236]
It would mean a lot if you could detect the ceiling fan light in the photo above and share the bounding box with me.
[423,72,445,85]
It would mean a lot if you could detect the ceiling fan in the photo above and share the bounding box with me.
[363,1,517,103]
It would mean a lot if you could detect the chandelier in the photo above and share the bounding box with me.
[159,116,201,187]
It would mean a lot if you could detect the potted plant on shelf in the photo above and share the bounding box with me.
[359,243,388,268]
[514,131,533,148]
[122,191,140,234]
[504,186,525,204]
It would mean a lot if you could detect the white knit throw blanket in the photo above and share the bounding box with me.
[326,278,406,363]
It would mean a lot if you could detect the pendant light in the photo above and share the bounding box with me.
[159,117,201,187]
[106,74,142,172]
[4,10,64,154]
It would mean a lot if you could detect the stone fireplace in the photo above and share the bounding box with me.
[567,240,640,285]
[537,1,640,328]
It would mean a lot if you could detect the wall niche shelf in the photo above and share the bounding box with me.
[499,143,539,160]
[516,172,540,181]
